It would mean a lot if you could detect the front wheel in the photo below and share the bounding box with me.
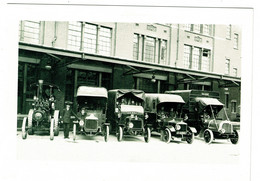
[73,124,76,141]
[22,117,27,140]
[54,110,60,136]
[186,128,194,144]
[163,128,171,144]
[230,130,239,144]
[117,126,123,142]
[144,127,151,143]
[50,118,54,141]
[204,129,214,144]
[104,125,109,142]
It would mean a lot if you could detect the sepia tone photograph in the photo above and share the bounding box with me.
[0,2,255,181]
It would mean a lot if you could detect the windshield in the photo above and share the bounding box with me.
[157,103,183,119]
[117,94,143,106]
[77,96,107,111]
[204,105,229,120]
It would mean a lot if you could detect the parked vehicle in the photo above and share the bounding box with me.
[72,86,109,142]
[166,90,239,144]
[107,89,151,142]
[144,93,196,144]
[22,80,60,140]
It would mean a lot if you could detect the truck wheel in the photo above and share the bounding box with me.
[163,128,171,144]
[204,129,214,144]
[22,117,27,139]
[27,109,34,135]
[50,118,54,141]
[186,128,194,144]
[117,126,123,142]
[104,125,109,142]
[144,127,151,143]
[54,110,60,136]
[230,130,239,144]
[73,124,76,141]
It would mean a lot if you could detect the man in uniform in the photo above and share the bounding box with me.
[62,101,76,139]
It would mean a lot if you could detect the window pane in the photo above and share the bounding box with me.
[201,49,210,72]
[226,25,231,39]
[193,24,201,33]
[184,24,192,31]
[225,59,230,75]
[21,21,40,44]
[144,37,155,63]
[160,40,167,65]
[68,21,82,51]
[98,27,111,56]
[234,34,238,49]
[192,47,200,70]
[183,45,191,68]
[203,24,211,35]
[84,23,97,53]
[133,34,139,60]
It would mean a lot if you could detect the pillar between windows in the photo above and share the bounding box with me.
[142,35,146,61]
[138,34,142,61]
[155,38,159,64]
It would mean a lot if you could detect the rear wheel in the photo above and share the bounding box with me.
[104,125,109,142]
[73,124,76,141]
[50,118,54,141]
[144,127,151,143]
[186,127,194,144]
[163,128,171,144]
[54,110,60,136]
[22,117,27,139]
[230,130,239,144]
[28,109,34,135]
[204,129,214,144]
[117,126,123,142]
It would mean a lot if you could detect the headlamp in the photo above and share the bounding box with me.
[131,114,134,119]
[34,112,43,120]
[175,124,181,131]
[145,113,149,119]
[79,120,84,126]
[128,122,134,129]
[220,128,225,134]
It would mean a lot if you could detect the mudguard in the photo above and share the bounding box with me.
[103,122,110,126]
[166,125,176,132]
[189,127,197,133]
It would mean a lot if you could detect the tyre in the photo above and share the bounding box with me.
[73,124,76,141]
[104,125,109,142]
[144,127,151,143]
[117,126,123,142]
[54,110,60,136]
[22,117,27,140]
[27,109,34,135]
[230,130,239,144]
[50,118,54,141]
[163,128,171,144]
[204,129,214,144]
[186,127,194,144]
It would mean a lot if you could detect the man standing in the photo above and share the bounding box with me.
[62,101,75,139]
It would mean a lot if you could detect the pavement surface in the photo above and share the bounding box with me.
[16,130,240,164]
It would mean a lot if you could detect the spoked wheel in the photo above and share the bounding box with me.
[28,109,34,135]
[144,127,151,143]
[163,128,171,144]
[230,130,239,144]
[50,118,54,141]
[73,124,76,141]
[186,127,194,144]
[54,110,60,136]
[104,125,109,142]
[204,129,214,144]
[22,117,27,139]
[117,126,123,142]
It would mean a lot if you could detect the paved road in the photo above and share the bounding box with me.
[17,130,239,164]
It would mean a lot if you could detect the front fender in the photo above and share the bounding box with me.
[189,127,197,133]
[166,125,176,132]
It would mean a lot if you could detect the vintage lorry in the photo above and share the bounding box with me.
[72,86,109,142]
[144,93,196,144]
[107,89,151,142]
[21,80,60,140]
[165,90,239,144]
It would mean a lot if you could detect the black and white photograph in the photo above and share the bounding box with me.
[0,1,257,181]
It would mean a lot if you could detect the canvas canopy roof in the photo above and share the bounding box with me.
[195,97,223,107]
[146,94,185,104]
[77,86,108,98]
[110,89,145,101]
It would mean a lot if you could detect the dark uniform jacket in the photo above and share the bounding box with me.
[62,109,76,123]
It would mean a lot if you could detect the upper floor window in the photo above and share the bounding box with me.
[231,100,237,113]
[184,24,192,31]
[192,47,201,70]
[234,33,239,49]
[183,45,192,69]
[133,34,139,60]
[68,21,82,51]
[226,24,231,39]
[201,49,211,72]
[203,24,212,35]
[19,20,40,44]
[233,68,238,77]
[160,40,167,65]
[225,58,230,75]
[144,36,155,63]
[98,27,112,55]
[83,23,97,54]
[193,24,201,33]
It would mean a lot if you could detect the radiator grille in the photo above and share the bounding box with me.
[222,123,232,133]
[85,119,98,130]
